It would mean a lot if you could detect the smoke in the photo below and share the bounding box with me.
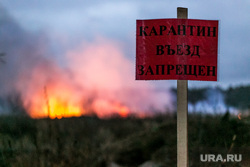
[205,88,227,113]
[0,6,173,118]
[66,38,173,115]
[0,5,51,94]
[187,88,227,114]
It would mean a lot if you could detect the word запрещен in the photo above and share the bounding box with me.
[137,64,216,77]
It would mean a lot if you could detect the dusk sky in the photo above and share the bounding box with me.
[1,0,250,88]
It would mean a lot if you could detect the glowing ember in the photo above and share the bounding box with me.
[238,113,242,120]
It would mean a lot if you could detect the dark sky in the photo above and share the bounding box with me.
[1,0,250,88]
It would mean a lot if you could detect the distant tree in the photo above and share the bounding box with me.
[0,53,5,64]
[7,92,27,116]
[170,88,177,111]
[188,88,207,112]
[170,87,208,112]
[225,85,250,112]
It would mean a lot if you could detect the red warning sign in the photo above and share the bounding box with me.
[136,19,218,81]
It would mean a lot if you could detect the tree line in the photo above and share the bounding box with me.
[171,85,250,113]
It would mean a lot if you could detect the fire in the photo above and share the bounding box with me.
[27,85,83,119]
[92,99,129,118]
[118,106,129,118]
[43,86,82,119]
[14,37,171,119]
[25,80,131,119]
[238,113,242,120]
[43,96,82,119]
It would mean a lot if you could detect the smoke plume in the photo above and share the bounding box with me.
[0,6,173,118]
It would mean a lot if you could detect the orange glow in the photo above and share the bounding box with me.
[110,102,129,118]
[92,99,130,118]
[16,38,170,119]
[238,113,242,120]
[118,106,129,118]
[43,97,82,119]
[29,92,83,119]
[26,78,84,119]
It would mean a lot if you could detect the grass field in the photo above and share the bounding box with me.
[0,113,249,167]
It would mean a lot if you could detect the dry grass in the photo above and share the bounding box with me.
[0,113,249,167]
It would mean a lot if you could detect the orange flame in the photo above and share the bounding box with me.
[16,37,171,119]
[26,82,131,119]
[28,84,83,119]
[92,99,129,118]
[43,96,82,119]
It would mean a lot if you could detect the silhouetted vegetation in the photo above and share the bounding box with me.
[171,85,250,113]
[0,85,249,166]
[188,88,208,112]
[225,85,250,111]
[0,53,5,64]
[0,113,249,167]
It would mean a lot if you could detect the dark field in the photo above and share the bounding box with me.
[0,113,249,167]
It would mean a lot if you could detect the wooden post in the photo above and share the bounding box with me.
[177,7,188,167]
